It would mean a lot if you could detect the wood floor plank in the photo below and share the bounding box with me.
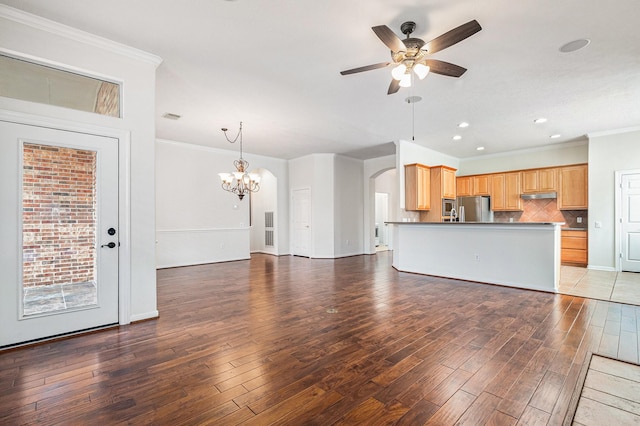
[455,391,502,425]
[516,405,550,425]
[424,389,476,425]
[1,253,639,424]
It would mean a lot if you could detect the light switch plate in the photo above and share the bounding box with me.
[595,220,602,228]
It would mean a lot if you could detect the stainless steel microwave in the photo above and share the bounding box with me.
[442,198,456,215]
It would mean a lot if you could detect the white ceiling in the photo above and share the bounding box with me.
[3,0,640,160]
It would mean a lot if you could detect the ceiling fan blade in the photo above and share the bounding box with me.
[340,62,391,75]
[387,79,400,95]
[372,25,406,53]
[424,59,467,78]
[422,20,482,54]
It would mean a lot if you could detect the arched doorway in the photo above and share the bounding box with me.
[249,168,278,255]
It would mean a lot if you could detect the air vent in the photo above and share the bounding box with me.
[162,112,181,120]
[265,211,274,247]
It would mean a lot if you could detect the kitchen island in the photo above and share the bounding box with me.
[387,222,563,293]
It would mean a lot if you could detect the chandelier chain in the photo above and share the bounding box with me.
[218,121,260,200]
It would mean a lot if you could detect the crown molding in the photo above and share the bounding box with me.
[458,138,588,163]
[0,4,162,67]
[587,126,640,138]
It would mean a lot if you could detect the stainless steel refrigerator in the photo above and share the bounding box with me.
[456,196,494,222]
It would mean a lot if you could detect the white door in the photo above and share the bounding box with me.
[291,188,311,257]
[0,121,119,347]
[621,172,640,272]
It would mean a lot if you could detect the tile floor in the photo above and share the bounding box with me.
[559,266,640,306]
[572,355,640,425]
[23,282,97,316]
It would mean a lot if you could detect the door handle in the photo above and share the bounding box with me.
[101,242,117,248]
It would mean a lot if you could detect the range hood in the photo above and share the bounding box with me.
[521,191,557,200]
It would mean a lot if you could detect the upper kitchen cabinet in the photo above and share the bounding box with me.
[491,172,523,211]
[421,165,457,221]
[457,176,472,197]
[405,163,430,211]
[472,175,491,196]
[437,166,457,199]
[558,164,588,210]
[522,168,557,193]
[456,174,490,197]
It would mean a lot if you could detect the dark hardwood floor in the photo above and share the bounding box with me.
[1,252,639,425]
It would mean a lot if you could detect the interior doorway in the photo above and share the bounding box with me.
[375,192,389,251]
[0,121,120,347]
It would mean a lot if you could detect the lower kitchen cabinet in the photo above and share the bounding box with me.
[561,229,587,266]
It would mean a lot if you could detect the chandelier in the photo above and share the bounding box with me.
[218,121,260,200]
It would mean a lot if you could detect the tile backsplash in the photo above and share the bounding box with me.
[493,198,587,228]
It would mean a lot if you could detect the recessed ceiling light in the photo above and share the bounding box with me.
[476,146,485,151]
[559,39,590,53]
[162,112,181,120]
[458,122,469,128]
[452,135,462,141]
[550,134,561,139]
[534,118,547,124]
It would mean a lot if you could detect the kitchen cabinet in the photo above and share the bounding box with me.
[558,164,588,210]
[456,176,472,197]
[456,174,490,197]
[441,166,456,199]
[405,163,430,211]
[472,175,491,196]
[522,168,557,193]
[561,229,587,266]
[420,165,457,222]
[490,172,523,211]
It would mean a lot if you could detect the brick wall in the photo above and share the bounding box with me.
[22,143,97,288]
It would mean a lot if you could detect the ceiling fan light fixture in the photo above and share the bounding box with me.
[413,63,430,80]
[399,73,412,88]
[391,64,407,80]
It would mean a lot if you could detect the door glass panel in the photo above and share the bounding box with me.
[0,54,120,117]
[22,143,98,316]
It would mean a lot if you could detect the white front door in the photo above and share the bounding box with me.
[291,188,311,257]
[621,172,640,272]
[0,121,119,347]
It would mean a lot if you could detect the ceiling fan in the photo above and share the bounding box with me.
[340,20,482,95]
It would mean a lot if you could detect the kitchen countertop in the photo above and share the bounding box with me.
[386,221,564,226]
[562,227,587,231]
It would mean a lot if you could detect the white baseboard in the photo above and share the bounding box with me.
[587,265,617,272]
[130,310,159,323]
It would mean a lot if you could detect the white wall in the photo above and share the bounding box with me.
[289,153,367,258]
[458,140,588,176]
[588,129,640,270]
[289,154,337,258]
[0,6,161,322]
[334,155,364,257]
[156,139,289,268]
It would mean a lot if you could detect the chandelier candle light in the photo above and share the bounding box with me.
[218,121,260,200]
